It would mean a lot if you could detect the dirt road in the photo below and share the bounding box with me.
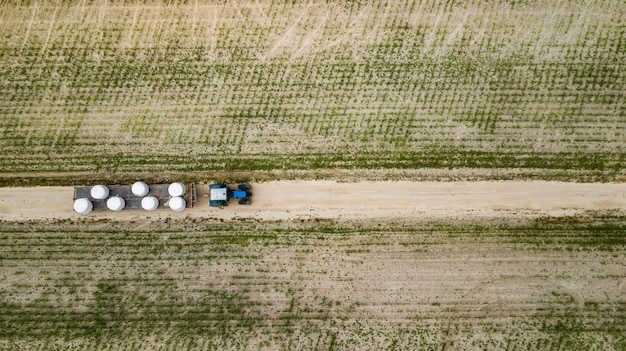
[1,181,624,221]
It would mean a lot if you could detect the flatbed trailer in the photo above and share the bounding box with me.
[73,183,197,210]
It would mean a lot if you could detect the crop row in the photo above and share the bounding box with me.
[0,0,624,184]
[0,216,625,349]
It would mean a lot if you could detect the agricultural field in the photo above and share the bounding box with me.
[0,0,624,185]
[1,0,625,350]
[0,215,624,350]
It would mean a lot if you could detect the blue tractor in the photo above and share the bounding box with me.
[209,183,252,208]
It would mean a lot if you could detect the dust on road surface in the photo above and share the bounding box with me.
[0,181,624,221]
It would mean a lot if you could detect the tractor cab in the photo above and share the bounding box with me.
[209,183,252,208]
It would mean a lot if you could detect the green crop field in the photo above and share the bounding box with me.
[0,0,624,185]
[0,216,624,350]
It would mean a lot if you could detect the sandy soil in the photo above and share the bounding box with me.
[1,181,624,221]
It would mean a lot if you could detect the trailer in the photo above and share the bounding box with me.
[209,183,252,208]
[73,182,197,214]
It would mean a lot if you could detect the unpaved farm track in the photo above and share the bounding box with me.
[0,181,625,221]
